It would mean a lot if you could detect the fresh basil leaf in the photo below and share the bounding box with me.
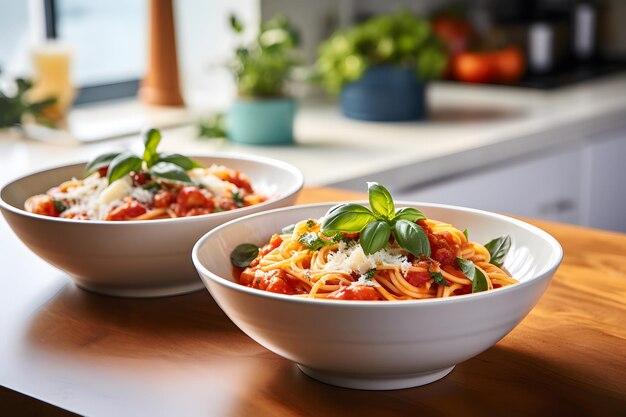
[393,207,425,223]
[232,190,244,208]
[230,243,259,267]
[367,182,395,219]
[107,152,143,184]
[463,229,469,240]
[455,258,489,293]
[52,199,67,214]
[321,203,376,233]
[393,220,431,258]
[473,267,489,293]
[429,270,448,286]
[281,223,296,234]
[360,220,391,255]
[364,268,376,280]
[298,232,335,250]
[484,235,511,268]
[158,153,203,170]
[143,128,161,167]
[149,162,192,184]
[456,258,475,280]
[84,152,121,176]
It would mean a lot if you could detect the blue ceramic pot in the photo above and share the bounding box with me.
[340,66,426,121]
[228,97,296,145]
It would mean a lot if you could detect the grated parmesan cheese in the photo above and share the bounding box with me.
[188,168,234,197]
[323,241,411,277]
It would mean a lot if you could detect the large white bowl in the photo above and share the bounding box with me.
[0,154,303,297]
[193,202,562,390]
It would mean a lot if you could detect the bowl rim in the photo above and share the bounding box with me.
[192,201,563,308]
[0,152,304,225]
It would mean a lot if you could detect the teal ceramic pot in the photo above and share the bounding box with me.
[228,97,296,145]
[340,66,426,122]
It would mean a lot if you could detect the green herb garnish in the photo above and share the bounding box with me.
[52,200,67,214]
[232,190,244,208]
[456,257,488,293]
[231,243,260,267]
[321,182,429,257]
[484,235,511,268]
[86,128,202,184]
[429,271,448,287]
[298,232,335,251]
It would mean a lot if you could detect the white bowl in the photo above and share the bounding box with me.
[0,154,303,297]
[192,202,562,390]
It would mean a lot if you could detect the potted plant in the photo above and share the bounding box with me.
[315,11,447,122]
[226,15,300,145]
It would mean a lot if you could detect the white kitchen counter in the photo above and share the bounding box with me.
[1,74,626,191]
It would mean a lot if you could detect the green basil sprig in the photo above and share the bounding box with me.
[149,162,192,184]
[84,152,121,176]
[85,128,203,184]
[456,257,488,293]
[107,152,143,184]
[231,243,259,267]
[321,182,429,257]
[484,235,511,268]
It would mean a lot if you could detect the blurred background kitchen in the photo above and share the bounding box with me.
[1,0,625,231]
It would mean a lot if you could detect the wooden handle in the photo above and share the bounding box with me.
[139,0,185,106]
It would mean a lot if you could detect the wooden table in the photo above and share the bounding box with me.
[1,187,625,417]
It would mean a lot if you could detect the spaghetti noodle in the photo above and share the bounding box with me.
[236,217,517,301]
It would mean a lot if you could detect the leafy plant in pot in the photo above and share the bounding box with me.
[315,11,447,122]
[227,15,300,145]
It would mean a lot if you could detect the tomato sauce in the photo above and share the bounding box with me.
[418,220,460,267]
[327,284,382,301]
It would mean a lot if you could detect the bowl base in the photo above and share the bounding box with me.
[297,364,455,390]
[75,280,205,298]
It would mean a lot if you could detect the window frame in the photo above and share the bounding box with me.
[43,0,141,104]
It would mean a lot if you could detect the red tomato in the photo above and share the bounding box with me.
[177,186,207,208]
[106,200,147,221]
[327,284,382,301]
[491,47,526,83]
[153,189,175,208]
[226,170,254,194]
[130,171,149,186]
[418,220,460,267]
[24,195,60,217]
[97,166,109,177]
[259,234,283,257]
[452,52,495,83]
[405,269,432,287]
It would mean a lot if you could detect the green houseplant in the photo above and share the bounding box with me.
[315,11,447,121]
[226,15,300,145]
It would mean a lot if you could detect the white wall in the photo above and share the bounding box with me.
[174,0,260,110]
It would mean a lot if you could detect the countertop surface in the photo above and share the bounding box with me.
[1,75,626,190]
[1,187,625,417]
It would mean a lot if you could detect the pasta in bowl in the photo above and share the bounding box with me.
[192,184,562,389]
[0,130,303,297]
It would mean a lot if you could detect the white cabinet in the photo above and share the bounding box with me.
[581,127,626,232]
[395,148,584,224]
